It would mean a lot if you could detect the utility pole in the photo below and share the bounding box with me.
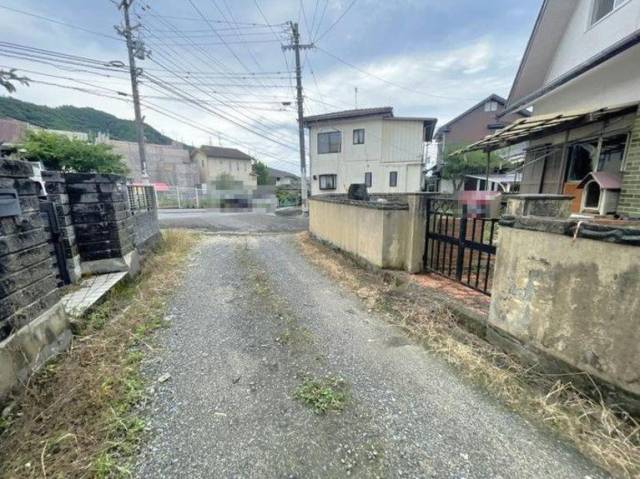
[117,0,148,182]
[283,22,313,213]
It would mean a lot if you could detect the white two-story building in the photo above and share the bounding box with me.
[304,107,437,196]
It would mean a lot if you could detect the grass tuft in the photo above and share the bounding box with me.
[0,229,200,479]
[294,376,349,414]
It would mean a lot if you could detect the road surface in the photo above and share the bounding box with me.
[158,208,308,233]
[135,234,606,478]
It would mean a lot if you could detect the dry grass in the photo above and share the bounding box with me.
[0,229,200,479]
[297,232,640,479]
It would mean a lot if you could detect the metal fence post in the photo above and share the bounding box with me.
[455,205,467,282]
[195,187,200,208]
[176,187,181,209]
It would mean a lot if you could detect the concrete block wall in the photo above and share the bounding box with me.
[0,159,61,341]
[41,171,82,283]
[618,111,640,218]
[65,173,137,275]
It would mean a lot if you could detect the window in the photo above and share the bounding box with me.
[364,172,372,187]
[598,134,627,174]
[353,128,365,145]
[319,174,337,190]
[484,101,498,112]
[389,171,398,187]
[591,0,628,25]
[318,131,342,154]
[566,140,598,181]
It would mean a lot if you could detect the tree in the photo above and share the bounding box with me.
[441,143,501,191]
[212,172,238,190]
[252,160,270,185]
[0,69,29,93]
[23,130,128,174]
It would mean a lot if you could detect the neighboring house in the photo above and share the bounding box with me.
[431,95,530,192]
[434,94,530,162]
[460,0,640,218]
[304,107,437,195]
[102,137,199,188]
[266,167,300,187]
[192,145,257,189]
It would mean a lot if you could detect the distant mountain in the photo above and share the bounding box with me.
[0,96,173,145]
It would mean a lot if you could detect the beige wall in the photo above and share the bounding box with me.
[308,196,427,271]
[489,226,640,396]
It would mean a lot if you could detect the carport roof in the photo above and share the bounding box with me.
[454,101,639,154]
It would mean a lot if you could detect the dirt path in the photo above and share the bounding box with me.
[135,234,607,478]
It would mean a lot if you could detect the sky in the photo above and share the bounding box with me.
[0,0,542,174]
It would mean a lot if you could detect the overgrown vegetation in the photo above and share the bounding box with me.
[0,230,199,478]
[252,160,270,185]
[441,143,502,191]
[297,232,640,478]
[0,96,173,144]
[294,376,349,414]
[23,130,128,174]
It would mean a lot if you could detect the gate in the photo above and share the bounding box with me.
[424,197,498,295]
[39,200,71,286]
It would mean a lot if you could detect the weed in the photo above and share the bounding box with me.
[294,376,349,414]
[0,229,200,478]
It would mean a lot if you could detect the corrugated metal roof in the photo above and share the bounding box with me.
[455,101,639,154]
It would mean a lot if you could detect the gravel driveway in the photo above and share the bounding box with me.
[135,234,606,478]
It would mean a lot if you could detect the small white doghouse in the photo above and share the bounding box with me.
[577,171,622,216]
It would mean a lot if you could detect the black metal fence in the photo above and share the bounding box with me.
[424,197,499,295]
[127,185,156,212]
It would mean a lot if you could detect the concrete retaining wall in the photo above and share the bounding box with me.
[489,217,640,403]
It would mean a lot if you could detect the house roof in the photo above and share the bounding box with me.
[434,94,530,138]
[196,145,253,160]
[455,101,639,153]
[303,107,393,125]
[267,166,299,179]
[504,0,640,114]
[577,171,622,190]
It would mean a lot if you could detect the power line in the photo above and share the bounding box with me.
[314,0,357,42]
[0,3,123,41]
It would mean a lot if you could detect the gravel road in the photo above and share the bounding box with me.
[135,234,607,478]
[158,209,308,233]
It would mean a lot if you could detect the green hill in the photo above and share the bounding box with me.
[0,96,173,145]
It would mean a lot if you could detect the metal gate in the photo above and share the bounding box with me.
[39,200,71,286]
[424,197,498,295]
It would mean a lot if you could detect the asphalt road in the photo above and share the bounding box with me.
[158,208,308,233]
[135,234,607,478]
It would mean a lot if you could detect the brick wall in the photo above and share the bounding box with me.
[618,112,640,218]
[0,159,61,340]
